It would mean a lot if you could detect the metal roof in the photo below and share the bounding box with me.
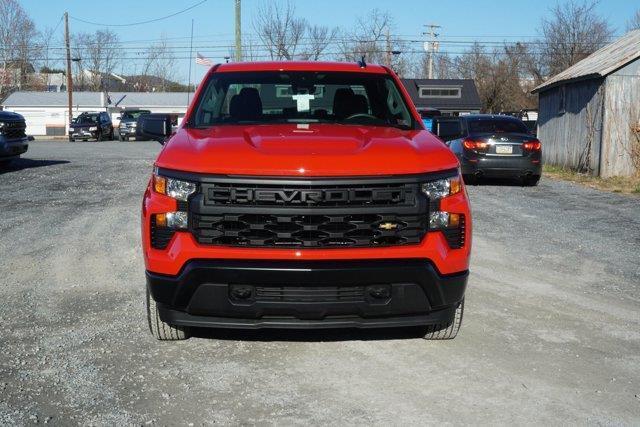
[400,79,482,110]
[2,91,191,108]
[532,29,640,93]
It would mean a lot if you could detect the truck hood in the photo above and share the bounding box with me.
[155,124,459,176]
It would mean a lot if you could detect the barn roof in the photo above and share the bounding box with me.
[2,91,190,108]
[400,79,481,111]
[532,29,640,93]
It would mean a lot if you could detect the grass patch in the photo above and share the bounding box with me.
[543,165,640,195]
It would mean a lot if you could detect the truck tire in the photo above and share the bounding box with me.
[421,299,464,340]
[146,287,190,340]
[523,175,540,186]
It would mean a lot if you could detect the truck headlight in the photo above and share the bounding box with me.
[429,211,461,230]
[421,175,462,199]
[89,126,98,131]
[154,212,188,229]
[0,122,5,129]
[69,127,74,132]
[153,173,197,201]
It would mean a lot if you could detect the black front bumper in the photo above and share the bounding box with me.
[147,259,467,329]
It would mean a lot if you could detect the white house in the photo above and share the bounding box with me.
[1,91,191,136]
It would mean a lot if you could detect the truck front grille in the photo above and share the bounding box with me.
[154,170,447,249]
[191,212,427,248]
[1,121,26,139]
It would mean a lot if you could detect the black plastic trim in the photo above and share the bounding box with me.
[158,307,457,329]
[146,259,468,329]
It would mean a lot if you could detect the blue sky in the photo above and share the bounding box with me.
[20,0,638,84]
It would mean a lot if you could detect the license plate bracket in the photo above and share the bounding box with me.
[496,145,513,154]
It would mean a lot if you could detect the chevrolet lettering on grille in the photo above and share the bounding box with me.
[207,187,411,205]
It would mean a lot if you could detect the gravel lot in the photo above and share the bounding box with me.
[1,141,639,425]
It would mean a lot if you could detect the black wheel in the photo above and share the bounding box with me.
[108,130,114,140]
[69,137,74,142]
[462,174,477,185]
[97,132,103,142]
[146,287,189,340]
[523,175,540,186]
[119,135,125,142]
[420,299,464,340]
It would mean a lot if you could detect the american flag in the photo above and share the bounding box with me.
[195,53,213,66]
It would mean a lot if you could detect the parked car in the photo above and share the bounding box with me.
[434,114,542,186]
[69,112,113,142]
[138,61,472,341]
[417,107,441,132]
[0,111,28,166]
[118,109,151,141]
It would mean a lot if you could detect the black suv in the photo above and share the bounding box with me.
[0,111,28,165]
[69,112,113,142]
[118,109,150,141]
[433,114,542,185]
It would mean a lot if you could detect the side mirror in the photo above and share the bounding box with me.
[137,113,172,144]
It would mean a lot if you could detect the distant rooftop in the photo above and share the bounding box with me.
[2,91,191,108]
[533,29,640,93]
[400,79,482,111]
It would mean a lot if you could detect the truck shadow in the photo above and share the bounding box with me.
[191,326,428,342]
[0,158,69,174]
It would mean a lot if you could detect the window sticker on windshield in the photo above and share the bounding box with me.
[291,94,315,112]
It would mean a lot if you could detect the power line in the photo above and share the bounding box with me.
[69,0,208,27]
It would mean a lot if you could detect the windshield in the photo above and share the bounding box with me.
[74,114,99,124]
[122,111,150,120]
[468,119,529,134]
[191,71,415,129]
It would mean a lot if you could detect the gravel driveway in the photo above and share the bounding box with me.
[1,141,639,425]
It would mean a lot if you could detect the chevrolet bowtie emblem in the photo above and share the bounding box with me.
[378,222,398,230]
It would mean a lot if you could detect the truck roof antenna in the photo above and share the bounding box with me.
[358,55,366,68]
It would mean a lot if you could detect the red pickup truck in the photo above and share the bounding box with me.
[140,61,472,340]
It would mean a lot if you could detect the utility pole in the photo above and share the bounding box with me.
[187,19,194,104]
[64,12,73,130]
[385,26,391,68]
[423,24,441,79]
[235,0,242,61]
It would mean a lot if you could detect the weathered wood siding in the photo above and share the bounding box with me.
[537,78,605,174]
[601,59,640,177]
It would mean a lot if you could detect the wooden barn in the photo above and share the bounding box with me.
[532,30,640,177]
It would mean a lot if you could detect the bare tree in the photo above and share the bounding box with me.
[0,0,40,99]
[338,9,390,64]
[338,10,411,74]
[539,1,613,77]
[253,1,306,60]
[627,9,640,31]
[416,52,457,79]
[136,35,175,91]
[454,42,537,113]
[73,29,121,90]
[300,24,339,60]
